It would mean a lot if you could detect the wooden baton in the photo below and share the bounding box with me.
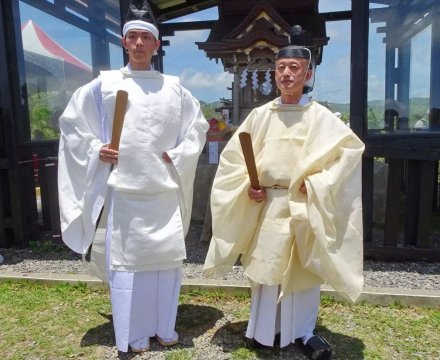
[239,132,260,189]
[109,90,128,151]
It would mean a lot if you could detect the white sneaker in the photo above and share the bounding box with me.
[129,337,150,353]
[156,331,178,346]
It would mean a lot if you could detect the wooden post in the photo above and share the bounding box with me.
[233,67,240,125]
[384,158,404,246]
[416,160,435,248]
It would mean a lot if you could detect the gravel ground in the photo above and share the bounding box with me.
[0,222,439,359]
[0,222,439,292]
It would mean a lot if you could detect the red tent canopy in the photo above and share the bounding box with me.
[21,20,92,87]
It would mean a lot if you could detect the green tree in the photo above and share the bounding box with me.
[340,112,350,124]
[28,92,60,140]
[367,106,382,129]
[200,100,221,121]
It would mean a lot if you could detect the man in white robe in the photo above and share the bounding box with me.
[57,0,208,353]
[203,25,364,360]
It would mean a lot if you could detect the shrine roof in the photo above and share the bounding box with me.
[148,0,219,22]
[196,0,327,59]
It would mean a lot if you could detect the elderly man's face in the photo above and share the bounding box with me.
[122,30,160,69]
[274,57,311,96]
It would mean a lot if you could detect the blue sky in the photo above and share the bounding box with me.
[161,8,229,103]
[162,1,431,104]
[161,1,355,103]
[19,0,431,105]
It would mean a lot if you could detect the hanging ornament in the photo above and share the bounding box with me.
[260,69,272,95]
[251,69,258,90]
[239,68,248,88]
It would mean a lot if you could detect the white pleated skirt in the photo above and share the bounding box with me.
[246,284,320,348]
[109,268,181,352]
[104,190,182,353]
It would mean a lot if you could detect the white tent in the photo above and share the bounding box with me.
[21,20,92,92]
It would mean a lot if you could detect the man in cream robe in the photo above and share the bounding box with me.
[58,2,208,353]
[204,25,364,359]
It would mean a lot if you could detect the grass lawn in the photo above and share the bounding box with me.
[0,281,438,359]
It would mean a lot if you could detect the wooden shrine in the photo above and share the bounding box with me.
[197,0,329,124]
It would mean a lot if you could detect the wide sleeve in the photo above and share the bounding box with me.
[165,87,209,235]
[203,109,267,277]
[57,80,111,254]
[288,115,365,302]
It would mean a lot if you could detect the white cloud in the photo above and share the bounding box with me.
[179,68,232,89]
[178,68,233,102]
[326,23,350,43]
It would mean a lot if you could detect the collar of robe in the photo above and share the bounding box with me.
[270,95,312,111]
[120,67,160,79]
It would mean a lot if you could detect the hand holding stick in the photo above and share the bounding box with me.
[109,90,128,151]
[239,132,260,189]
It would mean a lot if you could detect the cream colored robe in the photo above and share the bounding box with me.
[204,99,365,302]
[58,67,208,271]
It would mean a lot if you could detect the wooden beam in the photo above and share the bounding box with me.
[22,0,121,44]
[405,160,420,246]
[0,0,34,247]
[39,160,61,237]
[384,158,404,246]
[365,145,440,160]
[233,69,240,125]
[349,0,369,140]
[430,11,440,110]
[153,0,217,22]
[364,244,440,262]
[0,177,6,247]
[362,156,374,243]
[321,10,351,22]
[416,161,436,248]
[9,169,29,248]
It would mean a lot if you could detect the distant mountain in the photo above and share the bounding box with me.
[201,98,430,124]
[321,98,429,117]
[200,100,224,120]
[320,101,350,114]
[409,98,430,118]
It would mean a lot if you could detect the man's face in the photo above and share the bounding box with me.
[122,30,160,68]
[274,57,311,96]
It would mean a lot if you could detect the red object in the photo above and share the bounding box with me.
[209,118,219,131]
[32,154,39,184]
[32,154,38,171]
[21,20,92,72]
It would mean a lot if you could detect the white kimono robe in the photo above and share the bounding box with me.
[204,98,365,303]
[58,67,208,352]
[58,67,208,269]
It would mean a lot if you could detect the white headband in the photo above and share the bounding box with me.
[123,20,159,39]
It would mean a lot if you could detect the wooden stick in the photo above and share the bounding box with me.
[109,90,128,151]
[239,132,260,189]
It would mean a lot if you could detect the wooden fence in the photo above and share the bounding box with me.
[12,155,440,262]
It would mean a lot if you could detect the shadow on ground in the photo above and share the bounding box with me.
[211,321,366,360]
[78,305,366,359]
[176,303,224,346]
[79,304,224,359]
[80,312,114,348]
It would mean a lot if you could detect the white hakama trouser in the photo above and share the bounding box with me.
[109,268,181,352]
[105,190,182,353]
[246,284,320,348]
